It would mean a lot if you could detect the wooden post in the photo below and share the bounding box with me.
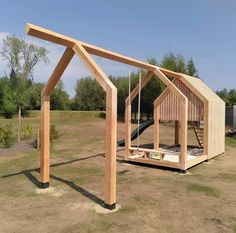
[175,120,179,144]
[37,129,40,150]
[124,71,154,155]
[17,106,21,142]
[203,102,208,157]
[105,87,117,209]
[125,100,131,155]
[25,23,202,208]
[180,99,188,172]
[40,95,50,188]
[73,42,117,210]
[39,48,74,189]
[154,104,160,149]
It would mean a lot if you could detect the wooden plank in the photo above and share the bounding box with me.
[158,79,204,121]
[40,95,50,184]
[203,101,209,156]
[126,157,180,169]
[25,23,76,47]
[154,104,160,149]
[186,155,207,168]
[153,68,186,101]
[154,87,170,106]
[175,120,180,144]
[73,42,117,206]
[179,99,188,170]
[43,48,74,96]
[72,42,111,91]
[180,75,208,103]
[25,23,183,78]
[125,102,131,155]
[105,87,117,205]
[129,147,180,155]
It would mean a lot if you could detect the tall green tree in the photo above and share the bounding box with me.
[0,35,49,140]
[160,53,199,77]
[51,81,70,110]
[1,35,49,80]
[72,77,105,110]
[187,58,199,77]
[0,77,16,118]
[216,88,236,106]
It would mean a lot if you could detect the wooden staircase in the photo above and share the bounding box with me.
[192,122,204,148]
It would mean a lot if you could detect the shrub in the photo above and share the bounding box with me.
[21,124,32,140]
[2,100,16,119]
[0,123,16,148]
[50,125,60,142]
[99,112,106,118]
[34,125,61,148]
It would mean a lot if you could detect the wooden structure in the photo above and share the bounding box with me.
[25,23,224,209]
[125,73,225,171]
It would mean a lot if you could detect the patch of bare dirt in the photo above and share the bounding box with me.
[0,139,34,155]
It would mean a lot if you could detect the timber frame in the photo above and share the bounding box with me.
[125,73,225,171]
[25,23,224,209]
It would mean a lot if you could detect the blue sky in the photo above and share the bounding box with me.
[0,0,235,96]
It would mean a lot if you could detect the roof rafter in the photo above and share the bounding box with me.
[25,23,183,79]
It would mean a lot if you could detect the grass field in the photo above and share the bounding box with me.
[0,112,236,233]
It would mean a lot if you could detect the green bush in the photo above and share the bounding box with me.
[2,100,16,119]
[34,125,61,148]
[0,123,16,148]
[98,112,106,118]
[21,124,32,140]
[50,125,60,142]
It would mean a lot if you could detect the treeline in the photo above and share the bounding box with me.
[0,52,199,118]
[216,89,236,106]
[2,35,234,119]
[0,76,70,118]
[72,55,199,118]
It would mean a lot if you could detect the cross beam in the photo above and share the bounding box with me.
[25,23,182,78]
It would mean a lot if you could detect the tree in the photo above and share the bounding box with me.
[0,36,23,74]
[216,88,236,106]
[21,42,49,81]
[228,89,236,105]
[1,35,49,79]
[51,81,70,110]
[28,83,44,110]
[187,58,199,77]
[72,77,105,110]
[161,53,199,77]
[0,77,16,118]
[161,52,178,72]
[0,35,49,140]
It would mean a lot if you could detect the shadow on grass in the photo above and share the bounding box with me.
[1,151,124,207]
[23,170,104,206]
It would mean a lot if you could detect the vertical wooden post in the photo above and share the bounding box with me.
[154,104,160,149]
[125,100,131,155]
[40,95,50,188]
[73,43,117,210]
[18,106,21,142]
[180,99,188,172]
[104,87,117,210]
[175,120,179,145]
[203,102,208,157]
[37,129,40,150]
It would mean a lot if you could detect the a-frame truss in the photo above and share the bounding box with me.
[25,23,188,209]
